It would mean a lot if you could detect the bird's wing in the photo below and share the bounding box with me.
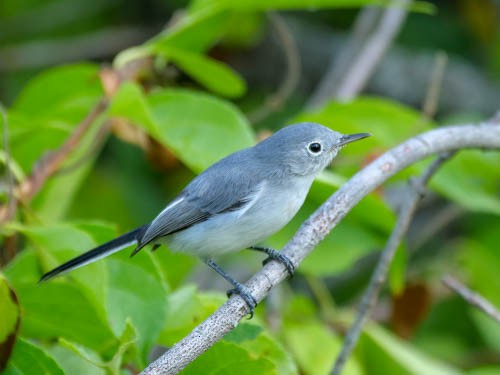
[138,161,265,248]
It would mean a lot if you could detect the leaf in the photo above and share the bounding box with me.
[108,81,158,135]
[59,320,138,375]
[158,286,224,346]
[115,9,231,67]
[388,244,408,295]
[2,337,64,375]
[15,282,117,354]
[15,222,113,313]
[182,340,276,375]
[0,275,20,372]
[111,86,254,173]
[228,326,298,375]
[192,0,424,12]
[283,321,363,375]
[13,63,102,116]
[156,46,246,98]
[358,324,462,375]
[48,345,106,375]
[6,223,121,355]
[105,250,169,363]
[456,239,500,306]
[429,150,500,216]
[8,64,105,220]
[148,89,253,172]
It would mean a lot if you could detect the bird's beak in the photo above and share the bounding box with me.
[338,133,371,147]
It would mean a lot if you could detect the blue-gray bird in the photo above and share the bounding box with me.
[40,122,369,314]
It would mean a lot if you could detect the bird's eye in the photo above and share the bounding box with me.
[308,142,322,154]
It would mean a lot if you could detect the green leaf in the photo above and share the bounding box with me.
[48,345,105,375]
[156,47,246,98]
[456,239,500,306]
[29,112,107,221]
[59,320,138,375]
[159,286,224,346]
[14,222,112,313]
[15,282,117,354]
[108,81,158,135]
[358,325,462,375]
[0,275,20,372]
[8,64,105,220]
[146,88,254,172]
[283,320,363,375]
[192,0,417,12]
[115,8,231,67]
[429,150,500,216]
[105,250,169,362]
[388,244,408,295]
[467,367,500,375]
[228,327,298,375]
[469,309,500,352]
[13,63,102,116]
[110,80,253,175]
[224,323,263,344]
[2,338,64,375]
[5,223,121,355]
[183,340,276,375]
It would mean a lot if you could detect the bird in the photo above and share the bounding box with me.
[39,122,369,315]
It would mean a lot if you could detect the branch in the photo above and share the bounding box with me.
[0,98,108,223]
[306,6,381,108]
[142,118,500,374]
[330,151,454,375]
[308,0,410,106]
[331,49,452,375]
[0,103,16,222]
[335,0,410,100]
[442,276,500,325]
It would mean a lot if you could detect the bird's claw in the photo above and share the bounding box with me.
[227,284,257,319]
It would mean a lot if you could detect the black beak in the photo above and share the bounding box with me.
[338,133,371,147]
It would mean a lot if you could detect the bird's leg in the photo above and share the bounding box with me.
[203,258,257,318]
[248,246,295,277]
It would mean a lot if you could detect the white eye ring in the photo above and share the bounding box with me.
[307,141,323,154]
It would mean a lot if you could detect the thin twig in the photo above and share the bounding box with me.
[331,51,451,374]
[334,0,410,101]
[307,6,381,108]
[0,103,16,222]
[442,276,500,324]
[248,12,301,123]
[0,98,109,224]
[422,52,448,119]
[141,119,500,375]
[330,151,454,375]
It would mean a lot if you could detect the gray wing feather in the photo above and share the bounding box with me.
[139,149,262,247]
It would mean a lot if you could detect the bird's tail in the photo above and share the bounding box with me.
[39,225,148,282]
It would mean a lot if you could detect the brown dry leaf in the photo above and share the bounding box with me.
[391,283,432,339]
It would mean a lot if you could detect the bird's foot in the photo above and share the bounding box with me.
[249,246,295,277]
[227,283,258,318]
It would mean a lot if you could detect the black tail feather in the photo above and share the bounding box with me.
[39,225,148,283]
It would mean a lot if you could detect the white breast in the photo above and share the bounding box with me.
[164,176,315,257]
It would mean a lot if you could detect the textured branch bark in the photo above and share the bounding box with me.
[442,275,500,324]
[142,118,500,374]
[331,151,455,375]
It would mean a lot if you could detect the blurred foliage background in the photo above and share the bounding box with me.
[1,0,500,374]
